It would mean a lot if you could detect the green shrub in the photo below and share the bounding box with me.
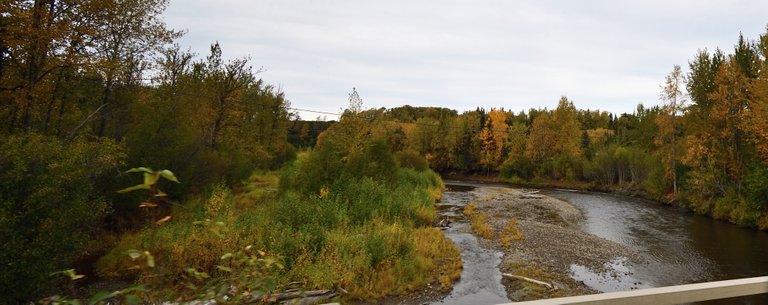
[365,233,388,267]
[0,133,125,303]
[396,150,429,171]
[500,155,535,180]
[746,164,768,211]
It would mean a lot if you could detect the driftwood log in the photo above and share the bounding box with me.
[266,289,342,305]
[162,289,340,305]
[519,190,544,199]
[502,273,556,290]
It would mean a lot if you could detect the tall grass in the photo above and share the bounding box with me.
[97,168,460,301]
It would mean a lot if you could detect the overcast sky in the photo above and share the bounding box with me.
[163,1,768,120]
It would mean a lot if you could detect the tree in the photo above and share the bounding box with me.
[656,65,687,194]
[744,29,768,164]
[1,0,95,133]
[200,42,252,148]
[709,59,752,192]
[478,107,509,174]
[526,97,581,162]
[85,0,180,138]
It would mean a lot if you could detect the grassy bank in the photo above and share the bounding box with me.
[96,168,461,302]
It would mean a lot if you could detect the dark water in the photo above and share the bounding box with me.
[432,184,511,305]
[545,189,768,304]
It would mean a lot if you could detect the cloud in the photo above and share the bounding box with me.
[163,0,768,118]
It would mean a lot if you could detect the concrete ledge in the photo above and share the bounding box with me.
[504,276,768,305]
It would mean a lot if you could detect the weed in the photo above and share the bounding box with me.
[500,219,524,248]
[464,203,494,239]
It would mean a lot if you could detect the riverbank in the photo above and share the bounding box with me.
[442,173,660,203]
[463,184,644,301]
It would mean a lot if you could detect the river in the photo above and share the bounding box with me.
[545,189,768,304]
[434,183,768,304]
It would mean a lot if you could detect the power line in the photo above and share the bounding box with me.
[289,108,341,116]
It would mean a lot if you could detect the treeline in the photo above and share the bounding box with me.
[1,1,293,303]
[348,30,768,229]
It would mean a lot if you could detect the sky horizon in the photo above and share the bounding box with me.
[163,1,768,120]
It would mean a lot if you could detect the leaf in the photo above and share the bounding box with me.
[117,184,150,193]
[144,251,155,268]
[87,291,113,305]
[126,250,142,260]
[126,167,153,174]
[138,201,158,208]
[51,269,86,281]
[120,285,147,293]
[216,265,232,273]
[159,169,180,183]
[220,253,234,260]
[124,295,140,305]
[154,216,171,225]
[143,172,159,187]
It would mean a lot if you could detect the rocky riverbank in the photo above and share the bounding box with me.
[467,186,643,301]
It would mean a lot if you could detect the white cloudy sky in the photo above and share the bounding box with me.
[163,0,768,120]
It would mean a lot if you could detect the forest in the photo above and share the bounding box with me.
[366,30,768,230]
[2,0,768,304]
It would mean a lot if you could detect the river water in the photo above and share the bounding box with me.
[544,189,768,304]
[434,183,768,304]
[432,184,511,305]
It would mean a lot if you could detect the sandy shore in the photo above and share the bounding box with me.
[469,186,643,301]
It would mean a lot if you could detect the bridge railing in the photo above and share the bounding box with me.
[503,276,768,305]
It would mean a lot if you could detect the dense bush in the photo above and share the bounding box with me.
[0,133,125,303]
[500,155,535,180]
[396,149,429,171]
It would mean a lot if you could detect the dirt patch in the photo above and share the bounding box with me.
[469,186,643,301]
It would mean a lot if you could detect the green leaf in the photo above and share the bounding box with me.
[69,300,83,305]
[126,167,153,174]
[87,291,113,305]
[220,253,234,260]
[126,249,142,260]
[144,251,155,268]
[121,285,148,293]
[117,184,150,194]
[159,169,180,183]
[216,265,232,273]
[124,295,140,305]
[143,172,159,187]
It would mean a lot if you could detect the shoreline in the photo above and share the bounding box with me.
[465,185,644,301]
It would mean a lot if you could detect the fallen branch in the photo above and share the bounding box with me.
[269,289,333,302]
[278,293,338,305]
[502,273,556,290]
